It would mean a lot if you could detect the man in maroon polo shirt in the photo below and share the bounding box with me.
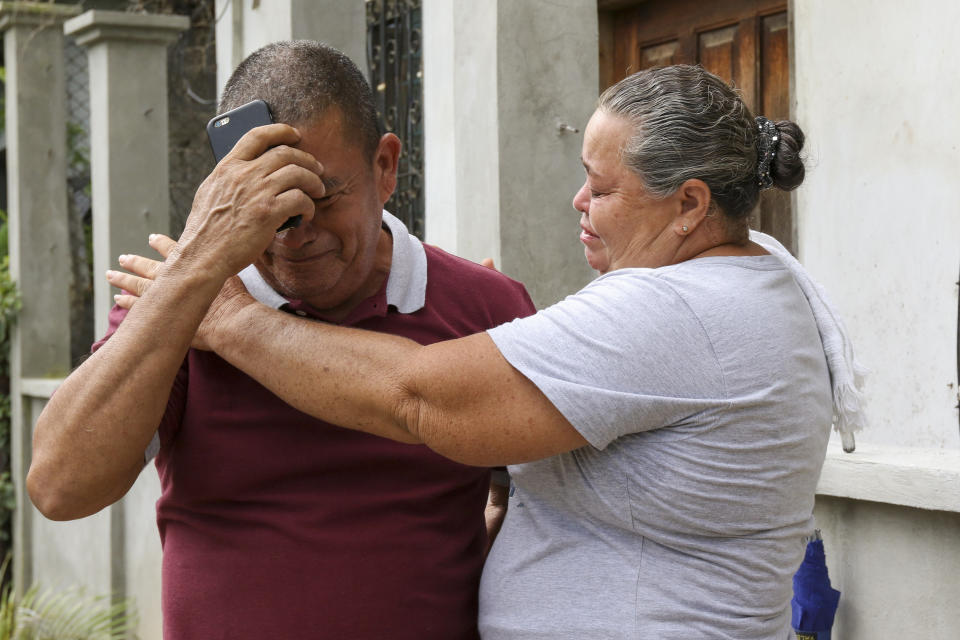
[28,41,534,639]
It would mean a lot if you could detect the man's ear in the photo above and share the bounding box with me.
[674,178,713,235]
[374,132,401,205]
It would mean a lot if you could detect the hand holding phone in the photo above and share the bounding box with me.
[206,100,302,232]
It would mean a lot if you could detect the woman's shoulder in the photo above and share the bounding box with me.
[649,255,792,302]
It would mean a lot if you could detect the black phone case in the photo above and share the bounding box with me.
[206,99,274,162]
[205,100,301,232]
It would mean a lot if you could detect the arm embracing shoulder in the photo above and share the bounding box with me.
[402,332,588,466]
[211,302,588,467]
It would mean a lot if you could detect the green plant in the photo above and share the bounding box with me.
[0,210,18,558]
[0,558,138,640]
[0,257,21,367]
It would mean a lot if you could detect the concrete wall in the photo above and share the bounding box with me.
[422,0,500,264]
[214,0,367,99]
[793,0,960,637]
[423,0,596,308]
[814,497,960,638]
[793,0,960,450]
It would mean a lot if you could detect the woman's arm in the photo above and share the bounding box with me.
[114,237,589,467]
[210,282,588,466]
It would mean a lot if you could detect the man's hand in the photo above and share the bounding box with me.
[172,123,326,282]
[485,478,509,556]
[107,234,254,352]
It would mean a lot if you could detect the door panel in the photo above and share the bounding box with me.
[699,25,737,81]
[640,40,680,68]
[761,12,789,119]
[758,12,791,242]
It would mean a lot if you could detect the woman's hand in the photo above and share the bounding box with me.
[107,234,255,352]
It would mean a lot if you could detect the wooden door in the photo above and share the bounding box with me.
[599,0,795,253]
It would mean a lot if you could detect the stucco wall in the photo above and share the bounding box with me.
[215,0,367,100]
[792,0,960,449]
[794,0,960,637]
[814,497,960,638]
[423,0,596,308]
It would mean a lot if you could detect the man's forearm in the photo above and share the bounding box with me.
[28,259,223,520]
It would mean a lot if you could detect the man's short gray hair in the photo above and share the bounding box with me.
[598,65,805,221]
[220,40,381,161]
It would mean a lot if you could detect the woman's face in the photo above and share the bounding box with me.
[572,110,679,273]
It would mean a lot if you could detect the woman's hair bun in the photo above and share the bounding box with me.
[770,120,806,191]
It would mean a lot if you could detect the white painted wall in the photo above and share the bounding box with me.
[814,496,960,638]
[794,0,960,637]
[215,0,367,100]
[423,0,501,264]
[423,0,596,307]
[124,472,164,638]
[793,0,960,449]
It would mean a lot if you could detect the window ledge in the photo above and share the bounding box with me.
[20,377,64,399]
[816,441,960,512]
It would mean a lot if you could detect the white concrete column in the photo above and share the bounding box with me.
[423,0,598,308]
[214,0,367,97]
[65,10,189,340]
[0,0,81,596]
[60,14,187,635]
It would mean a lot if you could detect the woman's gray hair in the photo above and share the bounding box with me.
[597,65,805,221]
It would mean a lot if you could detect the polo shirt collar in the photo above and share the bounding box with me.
[237,210,427,315]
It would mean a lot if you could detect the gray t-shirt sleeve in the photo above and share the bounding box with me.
[487,270,726,449]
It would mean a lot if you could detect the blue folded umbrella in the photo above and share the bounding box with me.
[791,531,841,640]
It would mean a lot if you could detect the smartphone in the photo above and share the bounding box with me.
[206,99,301,232]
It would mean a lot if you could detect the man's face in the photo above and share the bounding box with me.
[254,108,392,310]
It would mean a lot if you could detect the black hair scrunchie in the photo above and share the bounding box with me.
[755,116,780,190]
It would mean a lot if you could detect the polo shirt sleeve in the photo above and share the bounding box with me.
[489,277,537,326]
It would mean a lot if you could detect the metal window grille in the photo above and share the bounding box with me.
[166,5,217,239]
[64,36,94,366]
[367,0,424,239]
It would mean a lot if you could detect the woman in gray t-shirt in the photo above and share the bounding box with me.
[111,65,852,639]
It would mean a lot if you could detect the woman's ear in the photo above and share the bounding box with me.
[674,179,712,235]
